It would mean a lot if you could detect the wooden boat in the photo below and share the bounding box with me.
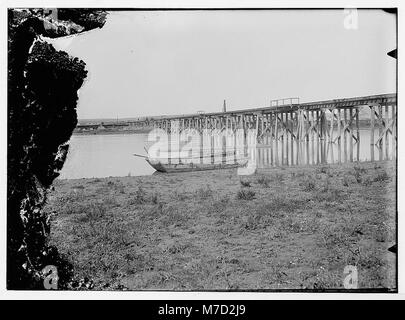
[145,158,248,173]
[134,150,248,173]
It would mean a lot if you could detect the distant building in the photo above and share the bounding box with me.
[223,100,227,113]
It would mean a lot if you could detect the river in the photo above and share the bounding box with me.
[59,130,393,179]
[59,134,154,179]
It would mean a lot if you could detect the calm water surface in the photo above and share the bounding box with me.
[59,134,154,179]
[59,130,392,179]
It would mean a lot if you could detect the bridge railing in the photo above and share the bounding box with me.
[270,97,300,107]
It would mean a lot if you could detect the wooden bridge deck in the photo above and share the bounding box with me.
[148,93,396,120]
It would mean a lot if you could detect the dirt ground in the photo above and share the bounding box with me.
[44,160,397,291]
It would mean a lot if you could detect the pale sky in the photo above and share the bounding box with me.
[48,9,396,119]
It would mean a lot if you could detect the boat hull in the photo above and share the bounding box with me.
[146,159,248,173]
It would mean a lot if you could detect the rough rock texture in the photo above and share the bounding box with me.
[8,8,107,289]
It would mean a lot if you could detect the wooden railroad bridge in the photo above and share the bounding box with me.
[145,93,396,167]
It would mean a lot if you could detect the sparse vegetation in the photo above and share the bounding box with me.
[195,186,213,199]
[300,175,316,191]
[256,175,270,187]
[374,171,390,182]
[240,179,252,187]
[132,186,147,204]
[319,166,329,174]
[44,161,396,290]
[151,192,159,204]
[211,196,230,213]
[274,173,285,183]
[237,189,256,200]
[342,175,351,187]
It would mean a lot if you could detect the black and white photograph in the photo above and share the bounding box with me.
[1,1,401,299]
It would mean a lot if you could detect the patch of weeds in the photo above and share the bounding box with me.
[115,182,126,194]
[354,172,362,183]
[195,186,213,200]
[304,267,340,289]
[373,171,390,182]
[155,271,178,285]
[211,196,230,213]
[129,188,160,205]
[295,171,306,178]
[353,165,367,175]
[358,250,384,270]
[55,191,86,208]
[255,203,285,219]
[319,177,331,193]
[241,214,261,230]
[320,225,359,254]
[132,186,147,204]
[270,196,308,213]
[375,226,389,243]
[75,202,107,223]
[362,177,373,186]
[150,202,164,218]
[281,214,319,233]
[350,223,365,237]
[299,175,316,191]
[318,166,329,174]
[282,215,302,233]
[352,165,367,183]
[314,188,343,203]
[58,202,86,216]
[240,179,252,187]
[272,230,287,240]
[269,263,288,283]
[274,173,285,183]
[304,217,321,233]
[242,204,285,230]
[160,206,189,227]
[236,189,256,200]
[104,195,118,207]
[174,189,188,201]
[162,242,191,255]
[256,175,270,188]
[342,174,356,187]
[125,253,155,274]
[151,192,159,204]
[72,221,142,283]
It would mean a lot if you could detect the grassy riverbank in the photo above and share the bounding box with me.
[44,161,397,291]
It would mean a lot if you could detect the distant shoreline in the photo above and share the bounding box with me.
[73,124,372,136]
[72,128,152,135]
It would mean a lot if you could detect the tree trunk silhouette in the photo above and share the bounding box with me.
[8,8,107,289]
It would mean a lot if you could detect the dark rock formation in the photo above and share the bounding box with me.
[8,8,107,289]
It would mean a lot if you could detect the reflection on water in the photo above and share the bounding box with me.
[59,129,394,179]
[254,129,393,168]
